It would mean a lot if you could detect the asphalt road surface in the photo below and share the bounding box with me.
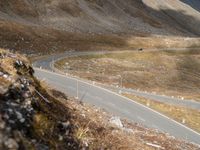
[33,50,200,145]
[33,50,200,110]
[103,85,200,110]
[34,68,200,145]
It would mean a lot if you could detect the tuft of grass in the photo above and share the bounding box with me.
[33,113,55,137]
[75,127,90,141]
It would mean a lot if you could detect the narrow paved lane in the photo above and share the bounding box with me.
[33,50,200,110]
[34,68,200,145]
[102,85,200,110]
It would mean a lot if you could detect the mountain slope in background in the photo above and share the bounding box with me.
[0,0,200,54]
[0,0,200,36]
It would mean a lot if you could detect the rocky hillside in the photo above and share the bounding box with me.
[1,50,199,150]
[1,0,200,54]
[0,0,200,36]
[1,0,200,36]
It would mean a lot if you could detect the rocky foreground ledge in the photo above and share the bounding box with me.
[0,49,199,150]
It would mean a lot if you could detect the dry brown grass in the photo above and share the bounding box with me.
[2,0,200,37]
[49,88,199,150]
[0,48,28,75]
[1,49,199,149]
[124,93,200,133]
[58,1,82,17]
[48,89,155,150]
[56,50,200,101]
[1,17,200,56]
[0,0,38,17]
[127,37,200,49]
[0,19,128,55]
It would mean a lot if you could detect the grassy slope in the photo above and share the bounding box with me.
[1,19,200,56]
[56,50,200,101]
[124,93,200,133]
[0,19,128,54]
[1,49,199,149]
[1,0,200,56]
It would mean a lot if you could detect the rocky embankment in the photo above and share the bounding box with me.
[0,49,80,149]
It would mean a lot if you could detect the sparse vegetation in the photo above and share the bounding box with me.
[1,0,200,56]
[1,48,199,150]
[56,50,200,101]
[123,93,200,133]
[1,0,200,149]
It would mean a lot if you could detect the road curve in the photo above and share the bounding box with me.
[33,50,200,110]
[34,68,200,145]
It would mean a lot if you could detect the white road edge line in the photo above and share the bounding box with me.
[137,116,146,122]
[34,67,200,137]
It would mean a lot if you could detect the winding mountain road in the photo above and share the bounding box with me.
[33,50,200,110]
[33,50,200,145]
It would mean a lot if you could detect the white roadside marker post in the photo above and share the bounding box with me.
[182,118,186,124]
[117,75,122,94]
[52,57,55,72]
[76,79,79,99]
